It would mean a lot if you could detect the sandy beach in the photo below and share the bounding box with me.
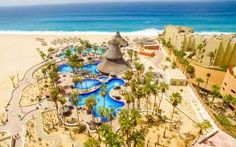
[0,33,153,116]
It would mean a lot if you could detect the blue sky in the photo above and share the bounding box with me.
[0,0,228,7]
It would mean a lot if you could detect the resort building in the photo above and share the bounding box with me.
[162,25,236,101]
[162,25,236,67]
[165,68,187,86]
[97,32,131,75]
[135,38,160,57]
[220,66,236,99]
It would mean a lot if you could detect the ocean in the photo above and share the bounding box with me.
[0,1,235,35]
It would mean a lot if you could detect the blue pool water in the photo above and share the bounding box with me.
[98,76,108,81]
[59,63,125,120]
[78,78,125,119]
[58,64,74,73]
[75,79,101,90]
[81,63,100,75]
[58,63,100,75]
[83,48,106,55]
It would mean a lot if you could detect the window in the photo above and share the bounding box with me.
[231,89,236,94]
[222,87,225,91]
[224,82,227,86]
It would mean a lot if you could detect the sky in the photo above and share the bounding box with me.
[0,0,227,7]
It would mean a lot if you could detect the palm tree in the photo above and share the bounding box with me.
[197,120,212,140]
[58,95,67,113]
[179,58,189,72]
[72,76,83,88]
[98,123,123,147]
[50,86,60,110]
[130,79,138,92]
[157,82,168,116]
[101,84,107,107]
[118,109,141,146]
[141,84,151,115]
[68,54,84,73]
[150,83,159,112]
[134,62,145,76]
[207,51,215,66]
[50,86,61,120]
[124,91,134,109]
[196,43,204,60]
[84,137,100,147]
[132,129,146,147]
[134,87,144,110]
[85,96,97,114]
[41,68,47,78]
[170,92,182,123]
[36,48,47,61]
[65,48,72,57]
[48,65,60,84]
[99,107,115,125]
[186,65,195,78]
[99,106,109,121]
[205,73,211,89]
[195,77,204,90]
[166,40,172,54]
[70,92,80,120]
[106,131,123,147]
[217,95,236,124]
[210,85,221,104]
[223,94,236,106]
[107,107,115,125]
[123,70,133,85]
[222,95,236,118]
[127,49,134,62]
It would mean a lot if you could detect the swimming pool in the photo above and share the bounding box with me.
[59,47,106,60]
[83,47,106,55]
[58,64,74,73]
[59,63,125,120]
[81,62,100,75]
[75,79,101,90]
[58,62,100,75]
[78,78,125,120]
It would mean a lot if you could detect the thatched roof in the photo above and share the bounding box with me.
[105,39,123,60]
[97,58,130,75]
[97,32,131,75]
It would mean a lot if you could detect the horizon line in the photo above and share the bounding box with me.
[0,0,234,8]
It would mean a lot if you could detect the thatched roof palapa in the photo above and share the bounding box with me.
[97,32,131,75]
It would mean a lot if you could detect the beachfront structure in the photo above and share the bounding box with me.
[97,32,131,75]
[220,66,236,99]
[165,68,187,86]
[135,38,160,57]
[162,25,236,67]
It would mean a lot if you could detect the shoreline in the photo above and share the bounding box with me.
[0,29,235,36]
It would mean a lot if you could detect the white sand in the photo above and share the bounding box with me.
[0,33,153,115]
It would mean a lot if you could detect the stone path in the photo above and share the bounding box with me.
[0,62,61,147]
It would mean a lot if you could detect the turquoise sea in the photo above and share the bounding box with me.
[0,1,235,34]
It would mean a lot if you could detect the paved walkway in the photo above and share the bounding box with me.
[152,44,236,146]
[0,62,61,147]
